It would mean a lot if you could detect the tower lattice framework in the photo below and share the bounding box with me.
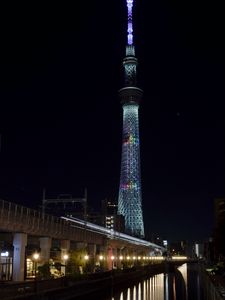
[118,0,145,238]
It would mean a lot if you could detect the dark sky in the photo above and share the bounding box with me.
[0,1,224,242]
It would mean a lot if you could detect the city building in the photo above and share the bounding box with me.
[214,198,225,260]
[101,199,125,232]
[169,241,188,257]
[214,198,225,227]
[41,190,87,220]
[194,243,204,259]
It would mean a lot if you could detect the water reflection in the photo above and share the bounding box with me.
[111,264,203,300]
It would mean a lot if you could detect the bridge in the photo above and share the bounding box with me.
[0,199,164,281]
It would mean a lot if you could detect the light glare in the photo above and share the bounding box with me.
[33,253,39,260]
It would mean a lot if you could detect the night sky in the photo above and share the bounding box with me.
[0,1,224,242]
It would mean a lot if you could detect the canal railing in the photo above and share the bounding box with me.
[0,262,185,300]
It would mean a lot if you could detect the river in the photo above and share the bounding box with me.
[106,263,204,300]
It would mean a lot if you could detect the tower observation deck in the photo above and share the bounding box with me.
[118,0,145,238]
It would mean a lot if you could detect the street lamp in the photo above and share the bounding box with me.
[63,254,69,276]
[63,254,69,261]
[111,256,115,270]
[32,253,40,279]
[84,255,89,261]
[97,255,104,272]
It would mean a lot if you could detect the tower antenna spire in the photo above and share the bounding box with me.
[126,0,134,46]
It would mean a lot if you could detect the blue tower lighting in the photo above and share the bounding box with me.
[118,0,145,238]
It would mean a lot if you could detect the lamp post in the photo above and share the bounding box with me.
[111,256,115,270]
[99,255,104,271]
[119,256,123,270]
[110,255,115,298]
[32,253,39,279]
[84,254,89,273]
[32,253,39,293]
[63,254,69,276]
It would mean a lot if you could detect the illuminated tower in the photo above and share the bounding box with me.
[118,0,145,238]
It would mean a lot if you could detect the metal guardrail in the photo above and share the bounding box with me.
[0,277,66,299]
[0,264,173,300]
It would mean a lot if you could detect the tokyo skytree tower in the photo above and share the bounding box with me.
[118,0,145,238]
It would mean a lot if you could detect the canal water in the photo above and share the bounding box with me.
[107,264,204,300]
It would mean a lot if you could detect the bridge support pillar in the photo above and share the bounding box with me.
[61,240,70,275]
[99,245,107,254]
[75,242,87,250]
[97,245,107,271]
[40,237,52,264]
[112,248,118,269]
[13,233,27,281]
[87,243,96,270]
[87,243,96,257]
